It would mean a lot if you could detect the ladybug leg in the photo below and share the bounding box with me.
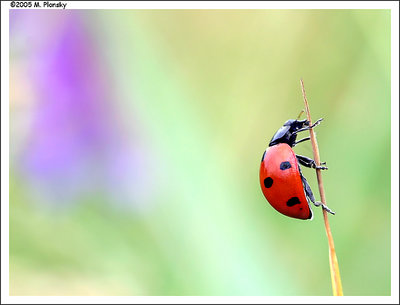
[300,173,336,215]
[293,118,324,134]
[293,137,310,147]
[300,172,316,203]
[314,201,336,215]
[307,118,324,129]
[296,154,328,170]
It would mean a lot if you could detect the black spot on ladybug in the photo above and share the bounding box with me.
[261,151,266,162]
[280,161,292,170]
[286,196,301,207]
[264,177,273,188]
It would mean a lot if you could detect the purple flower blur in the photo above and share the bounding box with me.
[10,11,154,210]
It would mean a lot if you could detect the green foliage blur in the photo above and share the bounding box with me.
[9,9,391,295]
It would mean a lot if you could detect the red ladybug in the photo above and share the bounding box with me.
[259,118,335,220]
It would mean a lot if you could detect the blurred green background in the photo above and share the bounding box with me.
[9,9,391,296]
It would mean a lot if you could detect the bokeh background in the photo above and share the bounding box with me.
[9,9,391,296]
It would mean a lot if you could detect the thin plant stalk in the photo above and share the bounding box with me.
[300,79,344,296]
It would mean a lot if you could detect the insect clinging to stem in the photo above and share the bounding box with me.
[259,117,335,220]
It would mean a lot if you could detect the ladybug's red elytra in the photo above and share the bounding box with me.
[259,118,335,220]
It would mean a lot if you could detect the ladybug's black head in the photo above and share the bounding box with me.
[269,119,309,147]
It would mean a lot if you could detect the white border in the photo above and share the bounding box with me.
[0,296,398,304]
[3,1,398,10]
[1,1,399,304]
[390,2,400,303]
[59,1,399,10]
[56,1,398,10]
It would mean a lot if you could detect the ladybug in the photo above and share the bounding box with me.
[259,118,335,220]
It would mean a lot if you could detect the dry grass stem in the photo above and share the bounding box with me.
[300,79,343,296]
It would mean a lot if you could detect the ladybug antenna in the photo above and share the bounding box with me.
[297,109,305,120]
